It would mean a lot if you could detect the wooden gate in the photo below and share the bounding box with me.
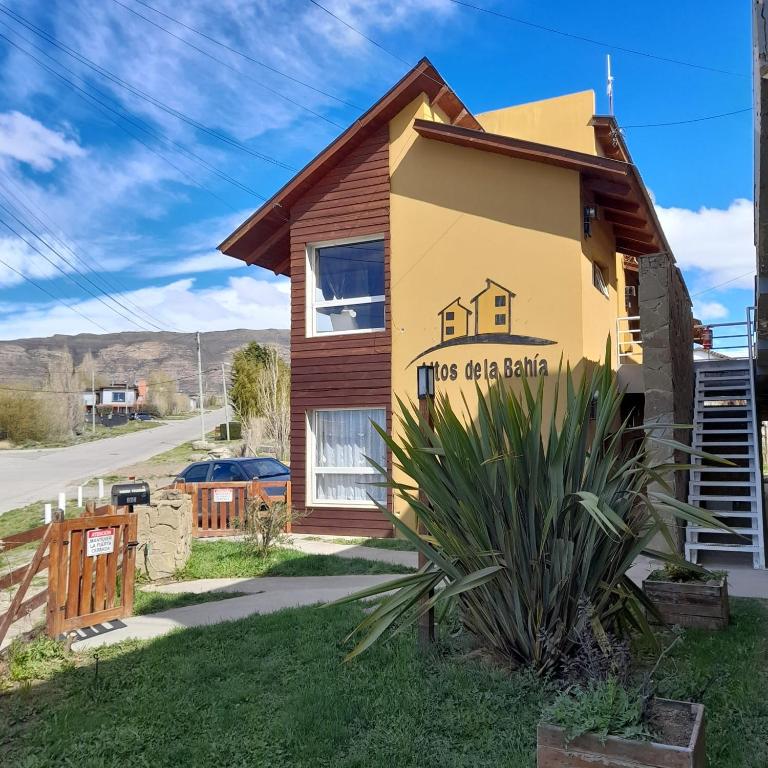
[0,504,137,646]
[175,480,291,537]
[48,507,137,636]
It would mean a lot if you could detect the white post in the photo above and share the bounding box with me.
[44,503,52,524]
[222,362,231,441]
[98,478,104,499]
[197,331,206,443]
[57,492,66,512]
[92,367,96,434]
[77,485,83,508]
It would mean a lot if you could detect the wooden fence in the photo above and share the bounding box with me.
[173,480,291,538]
[0,504,137,647]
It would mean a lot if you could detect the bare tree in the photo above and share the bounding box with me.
[46,351,81,439]
[256,346,290,460]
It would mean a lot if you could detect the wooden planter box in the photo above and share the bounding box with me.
[643,576,729,630]
[538,699,706,768]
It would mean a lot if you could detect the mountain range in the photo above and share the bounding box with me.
[0,329,290,395]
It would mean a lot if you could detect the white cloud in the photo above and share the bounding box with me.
[144,252,244,277]
[0,111,85,171]
[0,275,289,339]
[693,300,729,322]
[656,198,755,290]
[0,234,71,287]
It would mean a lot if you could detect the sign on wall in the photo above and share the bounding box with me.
[410,277,557,379]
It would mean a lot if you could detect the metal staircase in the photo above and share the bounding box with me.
[686,358,766,569]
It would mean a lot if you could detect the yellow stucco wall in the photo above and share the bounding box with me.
[387,95,624,525]
[476,91,599,155]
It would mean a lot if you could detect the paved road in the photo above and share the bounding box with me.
[0,407,226,514]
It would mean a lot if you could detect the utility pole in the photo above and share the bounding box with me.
[221,362,231,441]
[196,331,205,443]
[91,367,96,434]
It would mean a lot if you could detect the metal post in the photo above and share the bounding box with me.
[77,486,83,508]
[196,331,205,443]
[98,479,104,500]
[222,362,231,441]
[417,395,435,649]
[44,503,52,524]
[57,492,66,513]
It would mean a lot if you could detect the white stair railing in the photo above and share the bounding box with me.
[686,307,765,569]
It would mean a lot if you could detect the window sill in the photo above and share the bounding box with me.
[308,500,383,510]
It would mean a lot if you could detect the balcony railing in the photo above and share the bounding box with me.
[616,307,757,365]
[616,315,642,362]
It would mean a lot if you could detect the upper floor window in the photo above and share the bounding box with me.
[592,262,609,298]
[308,237,385,336]
[112,391,126,402]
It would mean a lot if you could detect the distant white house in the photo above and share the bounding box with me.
[82,381,146,415]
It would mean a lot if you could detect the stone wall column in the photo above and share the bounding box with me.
[639,255,694,552]
[136,489,192,580]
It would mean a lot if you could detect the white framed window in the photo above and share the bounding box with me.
[306,236,385,337]
[307,407,387,507]
[592,262,609,298]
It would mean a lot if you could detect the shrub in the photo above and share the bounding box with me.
[240,499,302,559]
[337,348,730,671]
[544,677,650,743]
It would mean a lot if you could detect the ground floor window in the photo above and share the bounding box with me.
[308,408,386,506]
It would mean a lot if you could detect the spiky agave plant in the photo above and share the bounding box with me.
[336,349,732,674]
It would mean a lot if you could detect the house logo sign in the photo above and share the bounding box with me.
[408,278,556,380]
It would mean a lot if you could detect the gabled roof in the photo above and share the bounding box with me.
[218,58,480,276]
[438,297,472,316]
[470,278,516,304]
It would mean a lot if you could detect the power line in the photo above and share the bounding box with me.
[0,251,110,333]
[0,4,298,172]
[0,367,222,394]
[111,0,358,121]
[691,271,755,298]
[622,107,751,129]
[0,22,272,203]
[130,0,364,111]
[0,175,183,333]
[0,194,168,332]
[308,0,411,67]
[445,0,748,78]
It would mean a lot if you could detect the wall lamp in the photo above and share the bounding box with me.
[416,363,435,400]
[583,204,598,238]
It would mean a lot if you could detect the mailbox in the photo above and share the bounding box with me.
[111,481,150,508]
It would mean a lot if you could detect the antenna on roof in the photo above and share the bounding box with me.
[606,54,615,115]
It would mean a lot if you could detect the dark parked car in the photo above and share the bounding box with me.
[176,457,290,495]
[130,412,153,421]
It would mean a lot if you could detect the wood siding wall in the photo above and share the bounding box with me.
[289,125,393,537]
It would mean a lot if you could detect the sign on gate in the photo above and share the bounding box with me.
[86,528,116,557]
[212,488,234,503]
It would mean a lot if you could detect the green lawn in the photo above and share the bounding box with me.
[1,599,767,766]
[132,588,246,616]
[0,498,82,539]
[177,540,414,580]
[5,420,159,450]
[304,535,417,552]
[649,598,768,767]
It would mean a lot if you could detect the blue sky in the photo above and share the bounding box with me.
[0,0,754,338]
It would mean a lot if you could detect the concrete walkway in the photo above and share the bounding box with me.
[289,534,418,568]
[70,574,401,650]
